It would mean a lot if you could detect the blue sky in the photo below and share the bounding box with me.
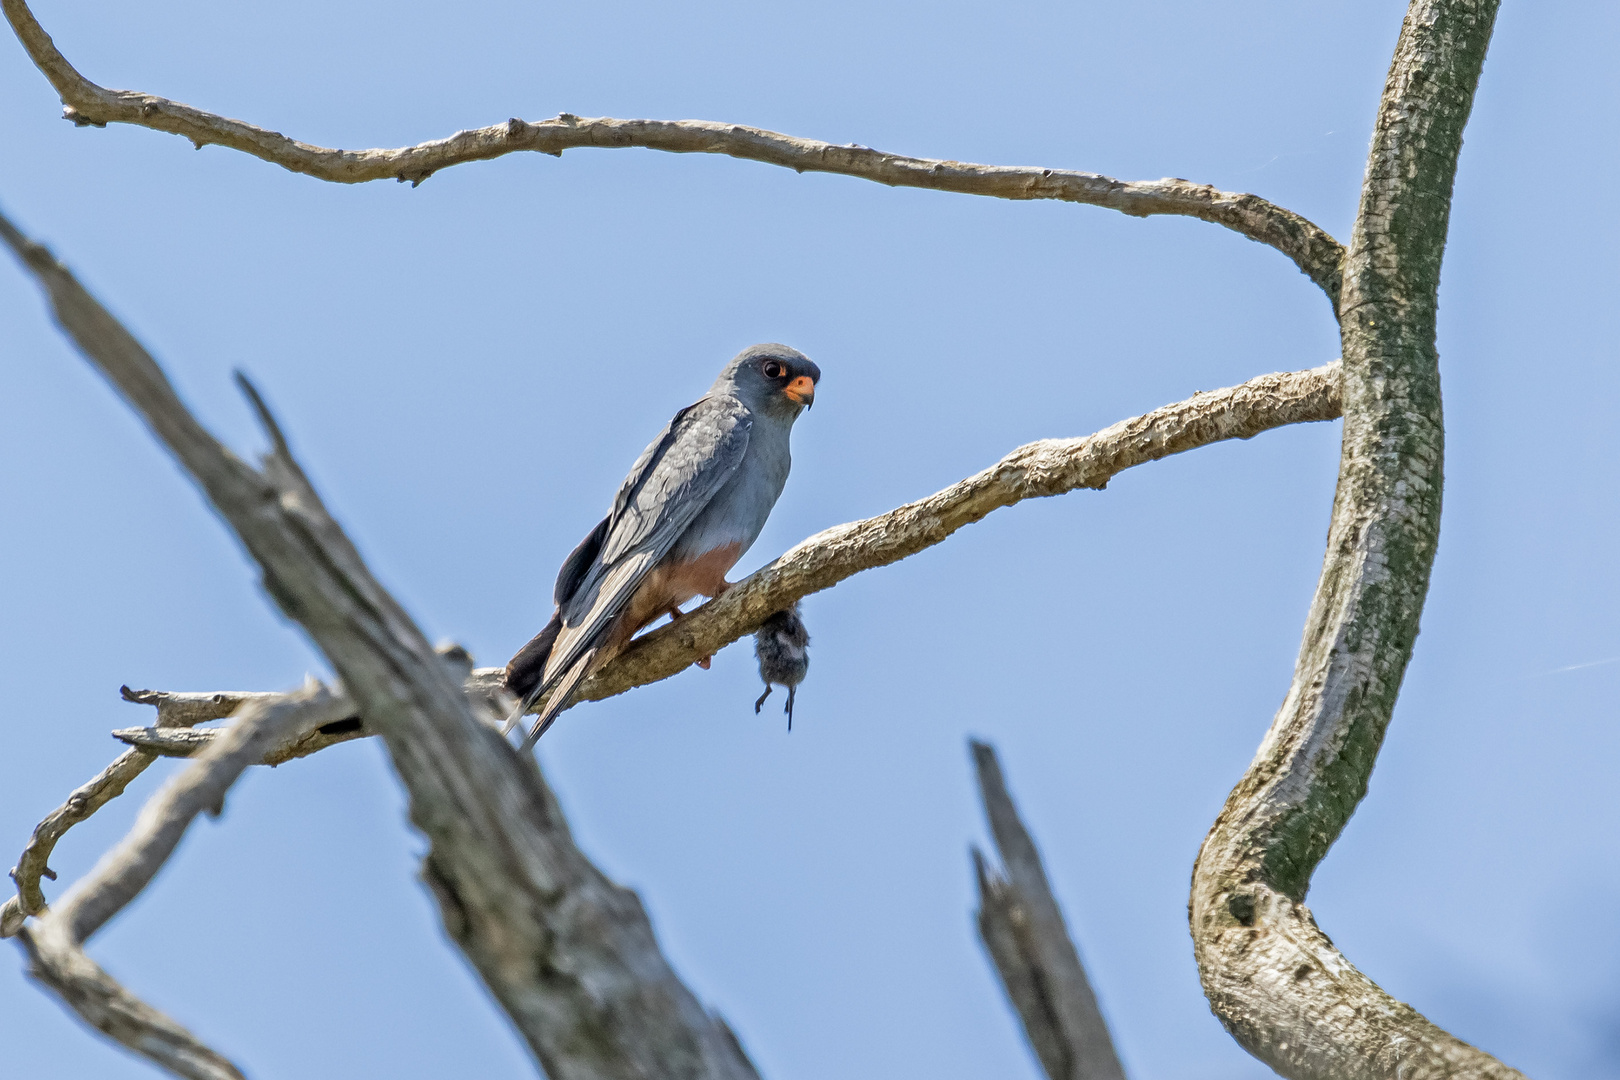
[2,1,1617,1077]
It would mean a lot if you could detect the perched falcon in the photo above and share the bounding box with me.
[504,344,819,746]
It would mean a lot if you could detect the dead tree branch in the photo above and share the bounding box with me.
[1,749,154,938]
[1188,3,1525,1078]
[0,0,1344,304]
[17,681,344,1080]
[0,208,761,1080]
[0,681,279,939]
[971,741,1126,1080]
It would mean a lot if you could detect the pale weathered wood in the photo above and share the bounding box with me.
[1,749,154,938]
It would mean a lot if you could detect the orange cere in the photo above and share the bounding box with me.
[783,375,815,405]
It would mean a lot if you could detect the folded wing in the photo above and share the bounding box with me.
[519,394,752,732]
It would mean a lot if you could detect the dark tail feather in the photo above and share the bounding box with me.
[520,657,594,750]
[505,613,561,703]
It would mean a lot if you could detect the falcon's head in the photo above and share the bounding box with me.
[724,343,820,417]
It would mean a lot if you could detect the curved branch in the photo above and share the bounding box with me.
[1,0,1344,304]
[1,749,154,938]
[1,684,267,939]
[1188,3,1522,1078]
[17,683,343,1080]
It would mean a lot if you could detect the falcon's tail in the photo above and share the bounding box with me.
[518,656,595,750]
[504,612,562,709]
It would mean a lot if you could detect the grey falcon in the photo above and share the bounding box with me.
[504,343,820,745]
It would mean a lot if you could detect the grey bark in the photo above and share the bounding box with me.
[971,742,1126,1080]
[1187,3,1526,1077]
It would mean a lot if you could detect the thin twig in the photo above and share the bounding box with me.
[0,681,285,938]
[0,0,1344,304]
[971,741,1126,1080]
[111,721,369,765]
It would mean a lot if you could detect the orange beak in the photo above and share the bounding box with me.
[783,374,816,407]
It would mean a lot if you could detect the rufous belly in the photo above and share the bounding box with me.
[598,541,743,660]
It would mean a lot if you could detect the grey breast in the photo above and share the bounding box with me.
[670,402,793,565]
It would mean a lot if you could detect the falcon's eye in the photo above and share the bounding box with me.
[762,360,785,380]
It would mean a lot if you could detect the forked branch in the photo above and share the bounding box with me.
[971,741,1126,1080]
[1,0,1345,304]
[18,682,345,1080]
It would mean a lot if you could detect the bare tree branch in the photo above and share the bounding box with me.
[37,684,343,948]
[1,206,761,1080]
[0,680,281,939]
[111,720,369,764]
[17,681,344,1080]
[1,749,154,938]
[107,645,489,765]
[1187,3,1526,1078]
[0,0,1345,305]
[971,741,1126,1080]
[15,940,245,1080]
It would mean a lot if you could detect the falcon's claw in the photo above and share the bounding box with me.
[696,655,712,670]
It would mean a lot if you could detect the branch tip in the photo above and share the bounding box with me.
[232,370,290,458]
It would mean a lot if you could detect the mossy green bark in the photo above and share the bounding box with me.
[1191,3,1525,1078]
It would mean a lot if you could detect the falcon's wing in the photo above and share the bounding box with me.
[539,394,751,692]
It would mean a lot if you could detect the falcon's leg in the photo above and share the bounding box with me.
[755,686,772,713]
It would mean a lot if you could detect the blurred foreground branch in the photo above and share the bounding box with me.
[1,207,761,1080]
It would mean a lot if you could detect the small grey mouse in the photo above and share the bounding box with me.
[754,604,810,729]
